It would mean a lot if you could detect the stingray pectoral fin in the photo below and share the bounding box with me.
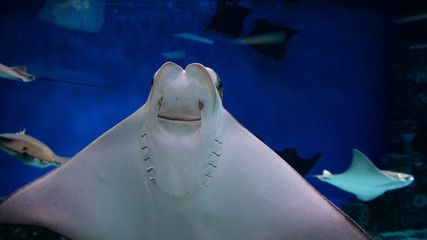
[10,66,35,82]
[206,112,371,239]
[348,150,389,179]
[356,190,387,202]
[10,66,27,73]
[0,107,153,239]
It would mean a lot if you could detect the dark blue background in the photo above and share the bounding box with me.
[0,0,399,207]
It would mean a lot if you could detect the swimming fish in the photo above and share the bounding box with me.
[173,33,215,44]
[0,63,370,239]
[0,63,35,82]
[0,130,69,168]
[161,49,186,60]
[314,149,414,201]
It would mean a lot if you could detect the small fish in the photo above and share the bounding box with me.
[314,149,414,201]
[161,49,186,60]
[0,63,35,82]
[173,32,215,44]
[0,130,70,168]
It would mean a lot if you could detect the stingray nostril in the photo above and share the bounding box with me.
[198,101,204,110]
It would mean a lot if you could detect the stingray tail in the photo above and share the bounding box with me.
[35,76,148,92]
[284,56,316,72]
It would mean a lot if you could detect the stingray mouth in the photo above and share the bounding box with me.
[158,115,201,123]
[157,97,203,124]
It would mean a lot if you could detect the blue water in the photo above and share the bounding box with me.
[0,0,398,208]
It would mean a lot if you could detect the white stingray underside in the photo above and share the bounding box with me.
[0,63,370,240]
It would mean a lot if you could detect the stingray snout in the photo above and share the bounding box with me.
[151,62,219,126]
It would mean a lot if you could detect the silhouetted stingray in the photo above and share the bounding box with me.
[314,149,414,201]
[254,135,320,176]
[205,0,253,37]
[236,18,299,61]
[0,62,370,239]
[0,130,69,168]
[275,147,321,176]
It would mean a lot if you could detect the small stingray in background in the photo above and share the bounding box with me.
[314,149,414,201]
[205,0,253,37]
[0,63,35,82]
[275,147,321,176]
[38,0,105,33]
[255,135,320,176]
[0,130,70,168]
[205,2,306,63]
[0,63,146,92]
[234,18,299,61]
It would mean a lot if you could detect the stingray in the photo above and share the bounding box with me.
[38,0,105,33]
[0,130,70,168]
[0,63,35,82]
[205,0,253,37]
[314,149,414,201]
[254,135,320,176]
[236,18,299,61]
[0,62,146,92]
[0,63,370,239]
[275,147,321,176]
